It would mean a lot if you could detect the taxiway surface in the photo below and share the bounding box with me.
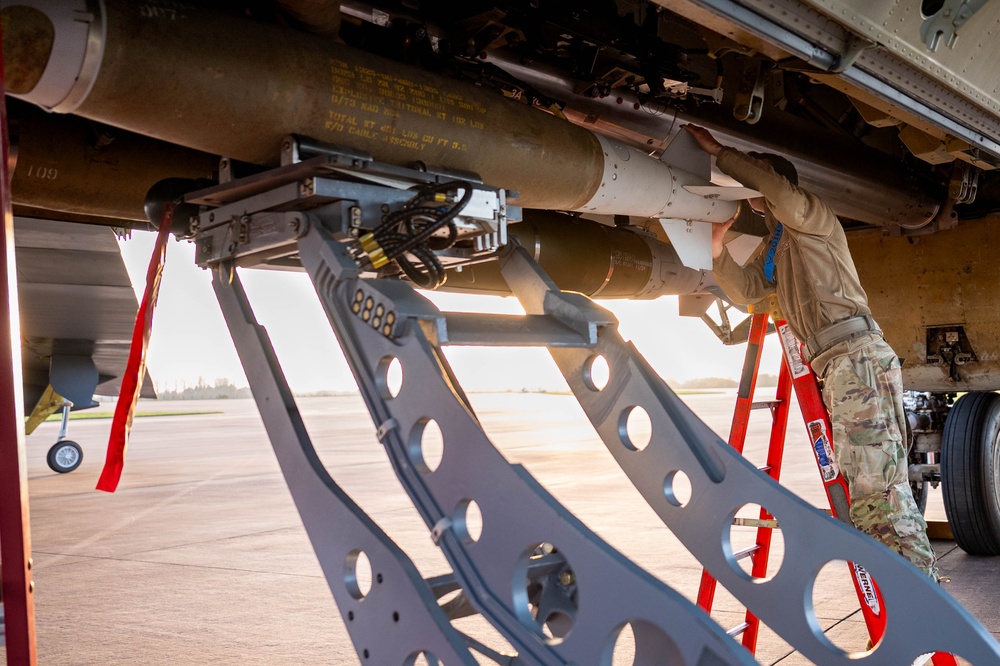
[5,391,997,664]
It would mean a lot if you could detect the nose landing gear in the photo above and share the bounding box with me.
[46,401,83,474]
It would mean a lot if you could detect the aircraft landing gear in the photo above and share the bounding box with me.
[47,440,82,474]
[941,391,1000,555]
[46,401,83,474]
[904,391,950,516]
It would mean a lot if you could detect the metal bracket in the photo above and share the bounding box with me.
[733,60,769,124]
[949,161,980,204]
[828,34,875,74]
[189,145,516,272]
[686,85,725,104]
[926,325,977,382]
[921,0,991,51]
[697,298,761,346]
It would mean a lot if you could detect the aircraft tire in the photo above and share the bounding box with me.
[942,391,1000,556]
[47,440,83,474]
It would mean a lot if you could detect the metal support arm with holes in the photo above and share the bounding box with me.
[212,269,477,665]
[498,245,1000,664]
[289,222,754,665]
[197,151,1000,664]
[197,149,752,664]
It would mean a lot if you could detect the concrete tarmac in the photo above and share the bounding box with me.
[3,391,998,664]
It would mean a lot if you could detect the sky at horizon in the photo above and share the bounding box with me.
[117,231,784,395]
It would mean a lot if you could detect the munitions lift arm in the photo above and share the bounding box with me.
[194,140,1000,665]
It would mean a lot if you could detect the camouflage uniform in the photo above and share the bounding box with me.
[816,334,940,579]
[711,146,939,580]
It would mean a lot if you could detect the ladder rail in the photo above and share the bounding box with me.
[741,351,794,653]
[777,317,892,649]
[777,319,957,665]
[730,312,772,454]
[696,312,771,627]
[696,313,794,653]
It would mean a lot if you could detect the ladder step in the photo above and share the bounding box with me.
[757,464,771,473]
[733,517,779,529]
[727,622,751,637]
[732,544,760,561]
[750,400,782,411]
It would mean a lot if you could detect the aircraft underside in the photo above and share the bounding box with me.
[7,0,1000,390]
[5,0,1000,662]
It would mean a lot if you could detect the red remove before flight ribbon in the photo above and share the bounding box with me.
[96,206,173,492]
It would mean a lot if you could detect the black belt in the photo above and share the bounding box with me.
[803,314,881,360]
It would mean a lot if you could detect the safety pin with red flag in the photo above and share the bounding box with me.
[96,205,173,492]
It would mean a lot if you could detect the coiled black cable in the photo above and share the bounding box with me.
[368,180,472,289]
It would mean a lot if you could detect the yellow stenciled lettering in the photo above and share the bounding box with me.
[387,136,420,150]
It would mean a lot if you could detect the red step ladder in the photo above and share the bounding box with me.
[697,307,955,664]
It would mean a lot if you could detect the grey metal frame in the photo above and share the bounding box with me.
[295,221,759,665]
[201,153,1000,664]
[213,268,478,665]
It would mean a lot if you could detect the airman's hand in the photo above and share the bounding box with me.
[712,218,735,259]
[682,124,724,157]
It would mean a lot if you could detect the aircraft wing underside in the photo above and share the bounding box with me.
[16,216,154,415]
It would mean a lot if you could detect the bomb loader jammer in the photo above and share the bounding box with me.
[175,136,1000,664]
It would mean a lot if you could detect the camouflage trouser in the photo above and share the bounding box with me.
[820,336,940,581]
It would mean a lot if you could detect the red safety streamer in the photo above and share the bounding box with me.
[96,206,173,492]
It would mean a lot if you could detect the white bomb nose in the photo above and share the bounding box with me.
[2,0,106,113]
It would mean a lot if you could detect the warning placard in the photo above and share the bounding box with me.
[778,323,810,378]
[807,419,839,482]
